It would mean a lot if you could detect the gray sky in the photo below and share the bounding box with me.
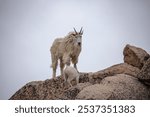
[0,0,150,99]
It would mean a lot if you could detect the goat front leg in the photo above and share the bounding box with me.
[72,58,79,72]
[60,58,65,79]
[74,64,79,73]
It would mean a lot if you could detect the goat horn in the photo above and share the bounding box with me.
[79,27,83,34]
[73,27,77,34]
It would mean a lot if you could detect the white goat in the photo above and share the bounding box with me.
[50,28,83,79]
[63,65,79,87]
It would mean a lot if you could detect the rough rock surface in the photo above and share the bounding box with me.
[10,77,65,100]
[89,63,140,84]
[61,83,92,100]
[77,74,150,100]
[123,44,149,69]
[137,58,150,85]
[10,44,150,100]
[10,75,91,100]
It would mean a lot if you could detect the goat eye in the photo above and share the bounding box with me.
[72,34,76,36]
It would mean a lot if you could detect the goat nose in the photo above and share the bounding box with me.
[78,42,81,46]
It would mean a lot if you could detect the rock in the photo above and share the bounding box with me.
[76,84,113,100]
[123,44,150,69]
[61,83,92,99]
[79,73,89,83]
[9,44,150,100]
[9,63,145,100]
[89,63,140,84]
[10,78,65,100]
[137,58,150,85]
[9,74,90,100]
[77,74,150,100]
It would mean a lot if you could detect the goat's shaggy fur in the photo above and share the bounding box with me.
[50,28,83,79]
[63,65,79,87]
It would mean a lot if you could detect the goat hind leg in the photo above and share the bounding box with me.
[52,61,58,79]
[76,75,79,84]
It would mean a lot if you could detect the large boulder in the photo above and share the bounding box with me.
[77,74,150,100]
[89,63,140,84]
[123,44,149,69]
[137,58,150,85]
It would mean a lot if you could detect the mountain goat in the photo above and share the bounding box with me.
[50,28,83,79]
[63,65,79,87]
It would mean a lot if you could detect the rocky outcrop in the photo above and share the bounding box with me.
[10,77,65,100]
[123,44,149,69]
[89,63,140,84]
[61,83,92,100]
[77,74,150,100]
[137,58,150,85]
[10,44,150,100]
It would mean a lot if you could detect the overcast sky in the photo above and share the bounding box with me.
[0,0,150,99]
